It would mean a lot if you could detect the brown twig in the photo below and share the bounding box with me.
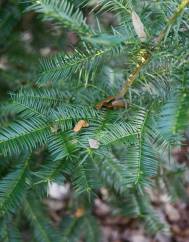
[116,49,150,98]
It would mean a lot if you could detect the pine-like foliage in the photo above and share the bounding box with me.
[0,0,189,240]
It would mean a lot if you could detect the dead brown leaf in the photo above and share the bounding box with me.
[132,11,147,42]
[73,120,89,132]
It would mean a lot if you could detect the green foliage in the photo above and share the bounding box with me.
[0,116,50,156]
[0,0,189,240]
[24,198,60,242]
[28,0,92,35]
[37,45,122,84]
[0,158,29,215]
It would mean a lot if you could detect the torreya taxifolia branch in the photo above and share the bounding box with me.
[1,0,189,239]
[115,0,189,99]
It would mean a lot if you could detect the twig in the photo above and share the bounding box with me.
[116,49,150,98]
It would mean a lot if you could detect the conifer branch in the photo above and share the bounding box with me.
[116,0,189,98]
[0,158,29,214]
[1,0,189,238]
[25,199,53,242]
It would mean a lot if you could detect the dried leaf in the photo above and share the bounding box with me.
[73,120,89,132]
[132,11,147,42]
[88,138,100,149]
